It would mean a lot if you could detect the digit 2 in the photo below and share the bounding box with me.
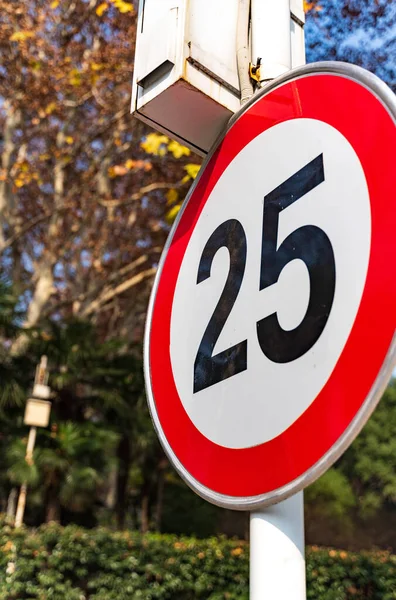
[193,219,248,393]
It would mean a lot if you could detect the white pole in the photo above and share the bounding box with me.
[249,3,306,595]
[251,0,292,81]
[14,426,37,528]
[250,492,306,600]
[25,426,37,462]
[14,356,48,528]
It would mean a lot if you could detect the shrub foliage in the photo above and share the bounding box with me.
[0,521,395,599]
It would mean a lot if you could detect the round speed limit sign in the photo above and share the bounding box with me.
[144,62,396,509]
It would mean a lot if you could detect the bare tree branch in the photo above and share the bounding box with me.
[81,267,156,317]
[0,211,53,253]
[98,182,179,210]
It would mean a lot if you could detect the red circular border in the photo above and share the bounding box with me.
[149,74,396,497]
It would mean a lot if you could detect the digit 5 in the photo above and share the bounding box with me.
[257,154,336,363]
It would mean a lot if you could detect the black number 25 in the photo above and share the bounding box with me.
[193,154,336,394]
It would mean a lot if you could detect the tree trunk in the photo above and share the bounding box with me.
[0,101,20,251]
[154,466,165,532]
[115,434,131,529]
[11,130,66,356]
[140,489,150,534]
[46,487,61,523]
[105,467,117,511]
[6,488,17,523]
[244,513,250,541]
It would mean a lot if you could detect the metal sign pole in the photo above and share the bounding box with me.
[14,427,37,528]
[250,492,306,600]
[249,2,306,597]
[250,0,292,81]
[15,356,49,528]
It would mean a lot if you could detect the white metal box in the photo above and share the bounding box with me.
[24,399,51,428]
[132,0,305,155]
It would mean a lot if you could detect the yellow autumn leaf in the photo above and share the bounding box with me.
[166,203,182,224]
[141,133,169,156]
[69,69,82,86]
[50,0,59,8]
[10,31,34,42]
[111,0,134,13]
[166,188,179,206]
[184,163,200,180]
[125,159,136,170]
[65,136,74,145]
[90,62,105,71]
[45,102,57,115]
[96,2,108,17]
[303,1,322,11]
[30,60,41,72]
[167,140,191,159]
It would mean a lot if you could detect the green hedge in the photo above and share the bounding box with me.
[0,521,395,599]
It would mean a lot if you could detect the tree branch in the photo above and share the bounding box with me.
[98,182,177,210]
[0,211,53,253]
[81,267,156,317]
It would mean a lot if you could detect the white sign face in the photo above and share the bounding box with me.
[170,118,371,449]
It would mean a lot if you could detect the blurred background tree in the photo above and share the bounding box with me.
[305,0,395,91]
[0,0,197,345]
[0,0,394,551]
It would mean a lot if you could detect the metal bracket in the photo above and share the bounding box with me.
[249,57,262,83]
